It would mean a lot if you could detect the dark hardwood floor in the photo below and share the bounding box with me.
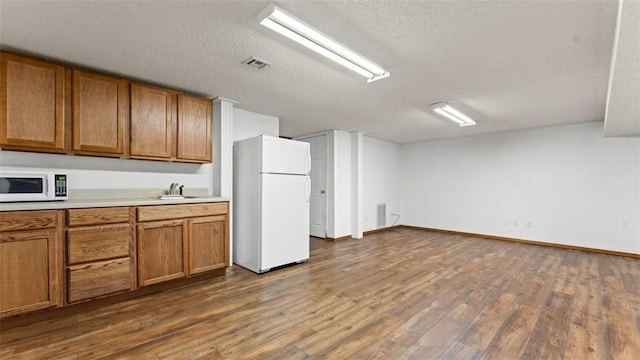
[1,228,640,359]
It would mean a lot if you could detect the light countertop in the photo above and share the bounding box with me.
[0,188,229,212]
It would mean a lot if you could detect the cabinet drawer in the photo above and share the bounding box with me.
[67,224,131,264]
[67,207,130,226]
[0,210,58,232]
[137,202,228,222]
[67,258,131,303]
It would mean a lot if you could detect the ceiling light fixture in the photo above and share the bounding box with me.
[258,3,389,82]
[430,102,477,127]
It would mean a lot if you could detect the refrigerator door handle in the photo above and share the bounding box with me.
[305,176,311,204]
[307,149,311,175]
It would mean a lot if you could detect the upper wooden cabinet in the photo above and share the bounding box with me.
[0,53,67,152]
[130,83,175,160]
[177,94,212,162]
[1,52,213,163]
[72,70,128,156]
[131,85,213,163]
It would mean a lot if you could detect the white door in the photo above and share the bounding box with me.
[261,173,310,271]
[305,135,327,238]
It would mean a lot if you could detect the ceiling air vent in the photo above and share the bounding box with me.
[242,57,271,69]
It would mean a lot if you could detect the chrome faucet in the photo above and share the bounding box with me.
[167,183,185,196]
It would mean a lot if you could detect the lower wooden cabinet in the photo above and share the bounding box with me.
[1,202,228,318]
[67,258,131,303]
[189,215,228,274]
[137,203,229,286]
[67,223,130,264]
[0,210,62,318]
[137,219,188,286]
[65,207,134,303]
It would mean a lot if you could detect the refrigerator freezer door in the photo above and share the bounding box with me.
[260,173,310,271]
[261,136,310,176]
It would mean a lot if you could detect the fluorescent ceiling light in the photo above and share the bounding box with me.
[258,4,389,82]
[430,103,477,127]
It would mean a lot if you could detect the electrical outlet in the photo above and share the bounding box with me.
[513,219,519,227]
[527,221,532,228]
[503,219,509,226]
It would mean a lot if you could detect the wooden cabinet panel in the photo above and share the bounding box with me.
[130,83,174,159]
[137,202,228,222]
[177,94,212,162]
[0,229,60,317]
[2,52,213,164]
[1,52,66,151]
[189,216,228,275]
[0,204,229,319]
[65,207,134,304]
[67,207,130,227]
[137,220,187,286]
[0,210,58,232]
[72,70,128,156]
[137,203,229,286]
[67,258,131,303]
[67,224,131,264]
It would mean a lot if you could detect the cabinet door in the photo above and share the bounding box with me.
[130,83,174,159]
[73,70,128,156]
[137,219,187,286]
[0,52,66,151]
[188,215,228,275]
[177,94,212,163]
[0,229,60,317]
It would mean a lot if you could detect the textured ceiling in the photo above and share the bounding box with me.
[0,0,624,144]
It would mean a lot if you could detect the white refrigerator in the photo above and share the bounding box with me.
[233,135,311,273]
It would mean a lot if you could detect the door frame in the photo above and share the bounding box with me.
[295,132,328,238]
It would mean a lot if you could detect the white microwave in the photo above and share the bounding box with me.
[0,169,68,202]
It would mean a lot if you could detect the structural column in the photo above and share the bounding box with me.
[351,131,364,239]
[213,96,238,261]
[212,97,237,198]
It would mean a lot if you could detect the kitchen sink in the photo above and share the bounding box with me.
[156,195,201,200]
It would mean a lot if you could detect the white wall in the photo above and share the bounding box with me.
[363,136,402,232]
[233,108,279,142]
[400,121,640,254]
